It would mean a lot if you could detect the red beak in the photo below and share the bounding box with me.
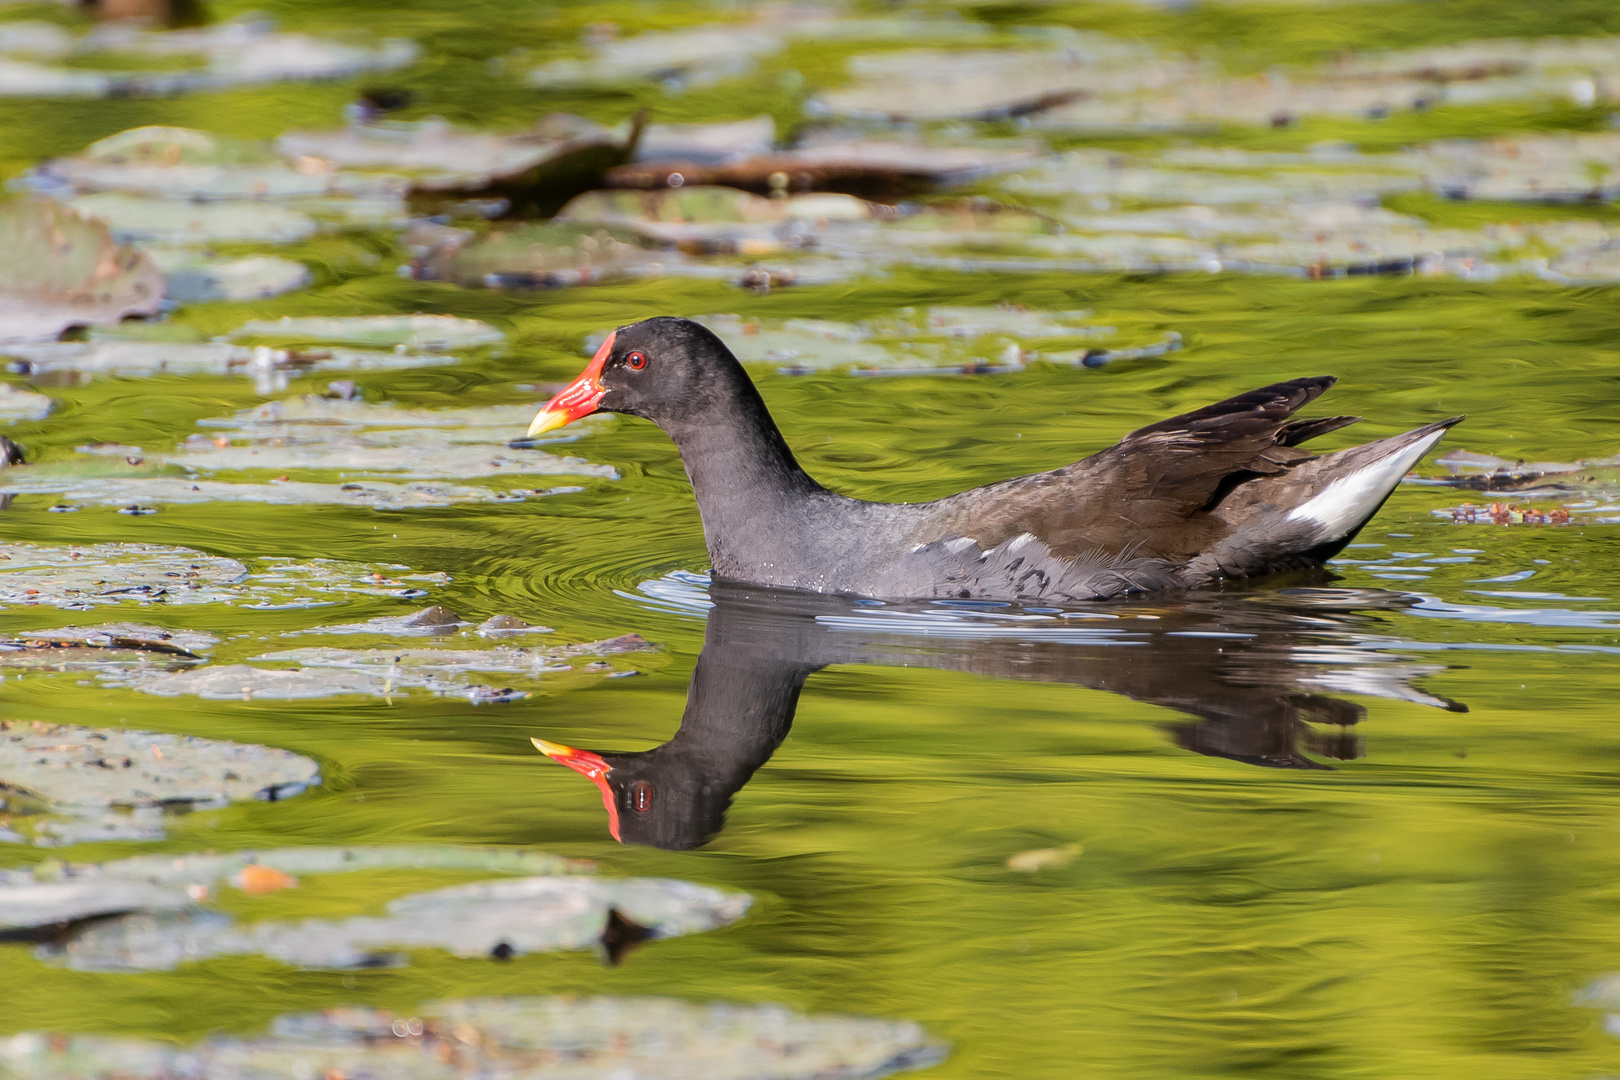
[532,737,620,841]
[526,332,615,438]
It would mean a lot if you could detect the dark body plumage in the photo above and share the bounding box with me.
[556,316,1461,602]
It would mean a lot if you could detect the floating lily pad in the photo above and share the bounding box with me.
[0,21,74,59]
[66,192,318,245]
[689,306,1136,374]
[0,474,589,510]
[1414,132,1620,202]
[146,251,311,302]
[0,383,51,422]
[1,340,456,385]
[0,844,582,927]
[0,17,418,99]
[0,720,319,846]
[161,435,616,482]
[529,8,985,92]
[230,314,504,350]
[36,872,748,971]
[36,125,360,201]
[0,198,163,344]
[93,394,620,482]
[413,221,670,289]
[0,542,449,610]
[0,996,943,1080]
[102,634,656,702]
[812,48,1109,122]
[634,114,777,166]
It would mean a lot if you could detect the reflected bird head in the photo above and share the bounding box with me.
[532,736,735,850]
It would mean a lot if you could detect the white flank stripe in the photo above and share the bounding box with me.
[1286,428,1447,537]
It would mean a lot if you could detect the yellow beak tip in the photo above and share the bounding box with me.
[526,409,567,438]
[531,737,573,758]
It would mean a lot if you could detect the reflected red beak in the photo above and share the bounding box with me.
[527,332,615,437]
[532,736,620,841]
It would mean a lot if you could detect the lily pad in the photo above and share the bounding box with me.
[1,340,456,384]
[0,720,319,845]
[634,114,777,166]
[230,314,504,350]
[0,474,590,510]
[146,251,311,302]
[36,125,363,201]
[37,873,748,971]
[812,48,1111,122]
[0,996,944,1080]
[102,634,656,702]
[689,306,1136,374]
[0,17,418,99]
[0,542,450,610]
[66,192,318,245]
[413,221,670,289]
[105,395,621,482]
[0,384,51,422]
[0,198,163,344]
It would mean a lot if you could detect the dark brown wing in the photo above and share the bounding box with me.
[919,377,1360,562]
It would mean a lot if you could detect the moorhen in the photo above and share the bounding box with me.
[533,582,1466,848]
[527,316,1460,601]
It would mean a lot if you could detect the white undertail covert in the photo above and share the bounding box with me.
[1285,428,1448,538]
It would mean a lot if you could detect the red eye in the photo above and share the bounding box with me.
[630,781,653,813]
[625,352,648,371]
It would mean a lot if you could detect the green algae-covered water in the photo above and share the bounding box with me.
[6,1,1620,1077]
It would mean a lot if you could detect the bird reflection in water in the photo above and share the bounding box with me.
[534,581,1466,850]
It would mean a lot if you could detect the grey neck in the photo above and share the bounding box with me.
[662,407,847,584]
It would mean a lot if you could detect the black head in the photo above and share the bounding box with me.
[526,316,762,437]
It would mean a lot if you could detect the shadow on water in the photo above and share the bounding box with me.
[538,578,1468,850]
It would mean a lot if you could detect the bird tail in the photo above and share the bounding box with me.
[1281,416,1463,543]
[1185,416,1462,583]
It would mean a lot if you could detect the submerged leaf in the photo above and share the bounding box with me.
[0,199,163,344]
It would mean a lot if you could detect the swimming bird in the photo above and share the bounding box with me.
[527,316,1460,602]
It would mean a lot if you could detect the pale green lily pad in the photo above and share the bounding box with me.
[38,125,350,200]
[1,341,456,384]
[0,542,449,610]
[0,18,419,99]
[231,314,504,350]
[36,873,749,971]
[0,720,319,846]
[146,251,311,302]
[414,221,668,289]
[691,306,1126,373]
[142,395,618,481]
[101,633,656,702]
[813,47,1122,122]
[0,844,582,926]
[67,192,317,245]
[0,475,589,510]
[0,997,944,1080]
[0,198,163,344]
[0,383,52,422]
